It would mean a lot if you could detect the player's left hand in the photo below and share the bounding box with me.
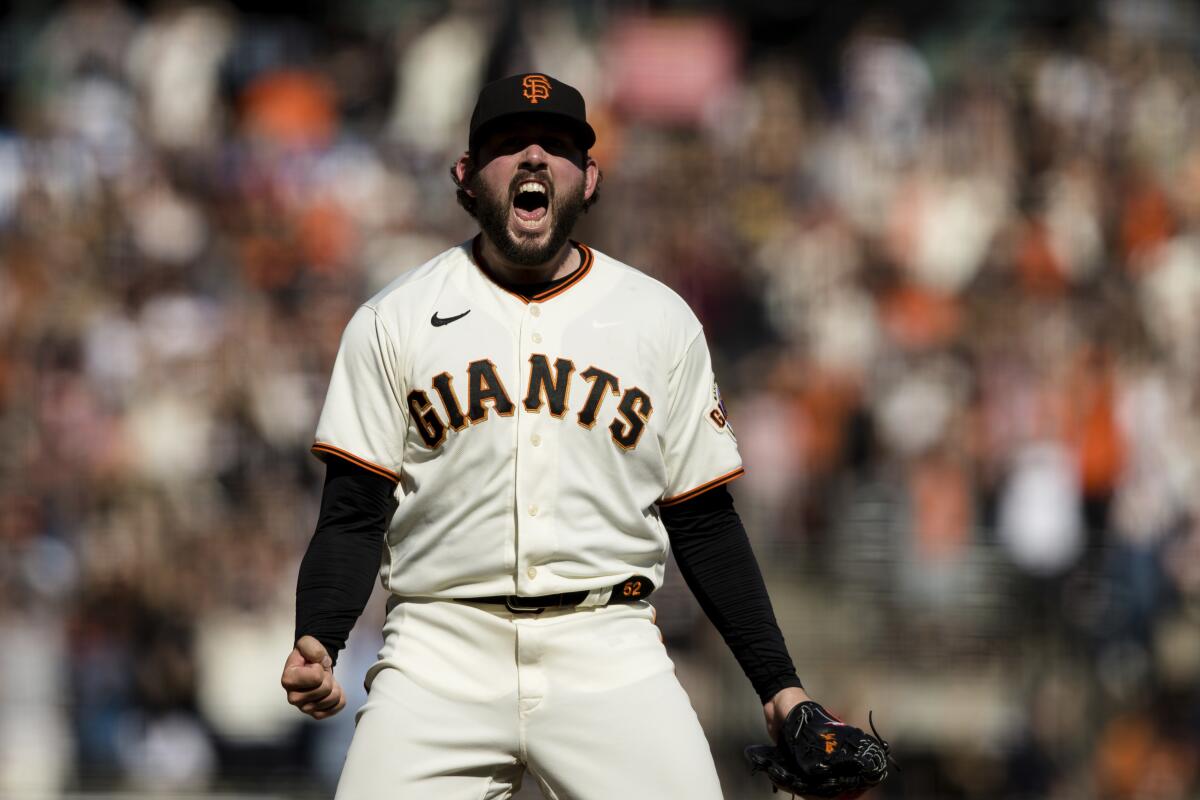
[281,635,346,720]
[747,693,891,798]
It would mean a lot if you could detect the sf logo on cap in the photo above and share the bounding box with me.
[522,74,552,104]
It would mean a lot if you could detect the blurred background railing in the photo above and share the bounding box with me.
[2,0,1199,798]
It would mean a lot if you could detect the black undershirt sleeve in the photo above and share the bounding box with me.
[660,485,803,704]
[295,457,800,698]
[294,457,397,665]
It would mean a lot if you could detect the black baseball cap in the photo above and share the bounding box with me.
[468,73,596,153]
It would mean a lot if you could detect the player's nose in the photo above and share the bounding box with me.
[518,143,549,169]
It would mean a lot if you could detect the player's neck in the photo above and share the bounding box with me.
[477,235,579,285]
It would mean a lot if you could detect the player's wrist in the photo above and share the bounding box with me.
[764,685,811,713]
[763,686,812,741]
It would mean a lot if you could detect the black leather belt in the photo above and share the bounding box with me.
[459,576,655,614]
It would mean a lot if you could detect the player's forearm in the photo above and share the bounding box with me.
[660,486,803,703]
[295,458,396,664]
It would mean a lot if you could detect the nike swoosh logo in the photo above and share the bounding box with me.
[431,309,471,327]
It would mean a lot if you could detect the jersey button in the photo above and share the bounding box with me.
[526,566,538,579]
[532,332,543,344]
[528,504,539,517]
[531,434,541,446]
[529,304,541,317]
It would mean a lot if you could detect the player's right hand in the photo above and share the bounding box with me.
[281,635,346,720]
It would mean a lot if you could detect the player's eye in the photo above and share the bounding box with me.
[506,135,573,152]
[542,138,574,156]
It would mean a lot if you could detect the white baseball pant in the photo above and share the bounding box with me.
[334,598,725,799]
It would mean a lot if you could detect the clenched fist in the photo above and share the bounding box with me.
[281,635,346,720]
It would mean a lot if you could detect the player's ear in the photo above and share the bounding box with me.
[454,152,475,196]
[583,156,599,203]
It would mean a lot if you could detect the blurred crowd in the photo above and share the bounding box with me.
[2,0,1200,797]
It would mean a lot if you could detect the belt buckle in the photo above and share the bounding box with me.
[504,595,546,614]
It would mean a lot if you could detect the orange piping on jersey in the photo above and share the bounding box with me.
[470,236,594,304]
[657,467,746,507]
[311,442,401,484]
[532,243,592,301]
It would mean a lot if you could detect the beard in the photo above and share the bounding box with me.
[472,172,586,267]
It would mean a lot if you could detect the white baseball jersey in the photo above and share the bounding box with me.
[311,238,742,599]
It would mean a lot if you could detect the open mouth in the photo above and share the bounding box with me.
[512,181,550,224]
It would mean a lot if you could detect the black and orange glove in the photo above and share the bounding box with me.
[745,701,891,798]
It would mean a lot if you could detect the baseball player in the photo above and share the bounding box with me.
[280,73,888,798]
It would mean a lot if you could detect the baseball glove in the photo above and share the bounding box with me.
[745,701,892,798]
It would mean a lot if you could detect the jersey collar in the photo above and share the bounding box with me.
[470,235,594,305]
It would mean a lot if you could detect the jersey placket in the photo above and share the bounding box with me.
[513,299,560,594]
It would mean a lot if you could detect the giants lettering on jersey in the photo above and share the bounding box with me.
[407,354,653,450]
